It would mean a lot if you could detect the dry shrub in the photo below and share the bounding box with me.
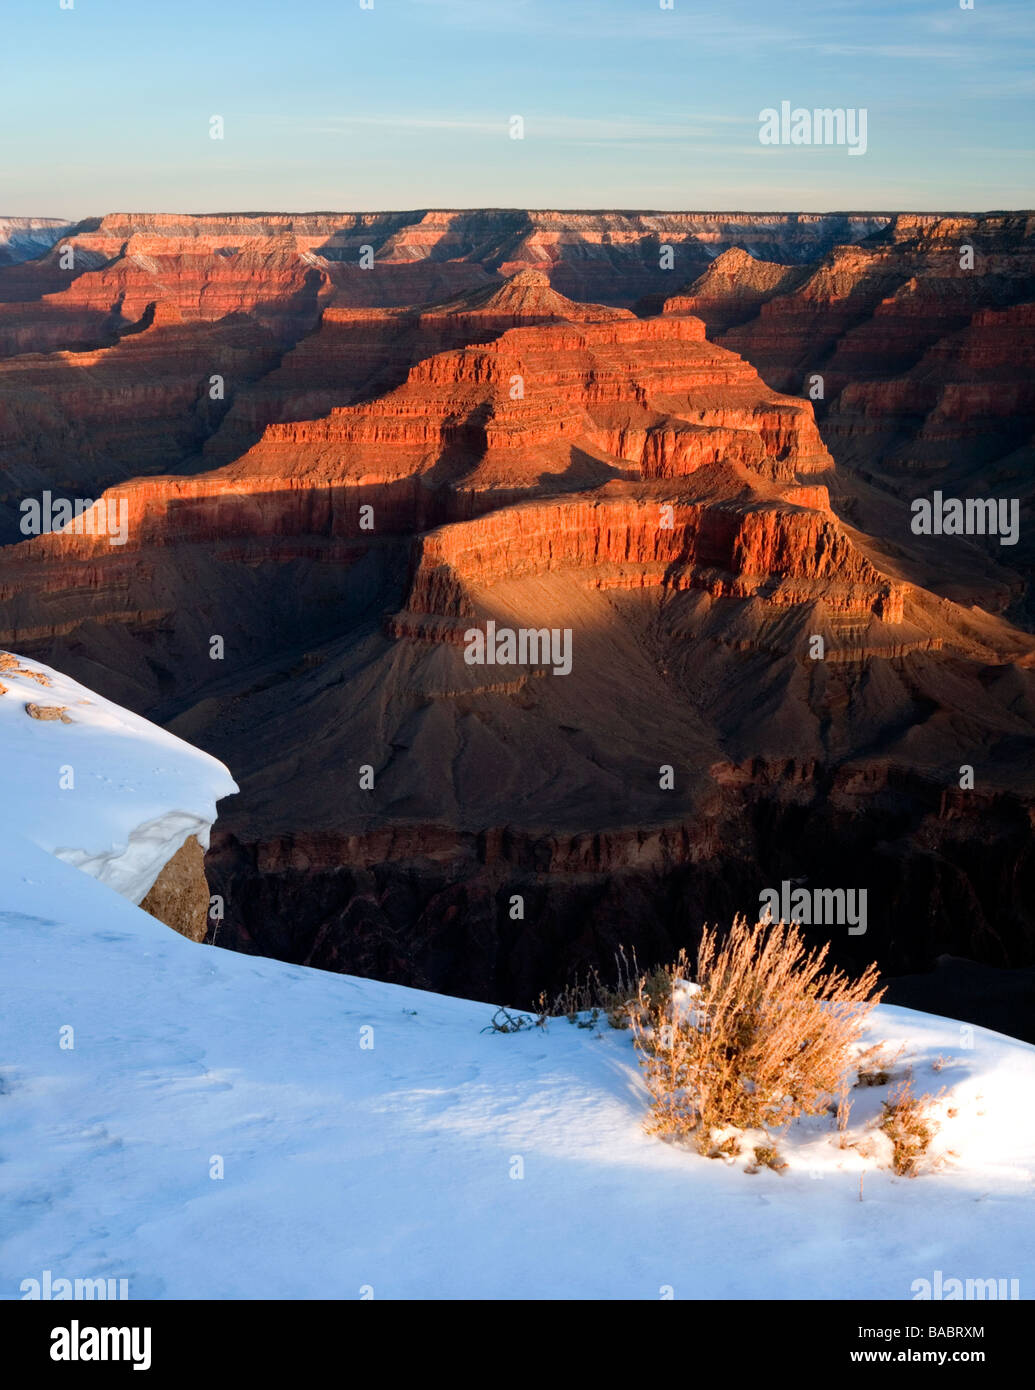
[631,916,884,1158]
[541,948,648,1030]
[854,1041,905,1087]
[481,1007,536,1034]
[834,1076,854,1147]
[746,1142,788,1174]
[880,1080,942,1176]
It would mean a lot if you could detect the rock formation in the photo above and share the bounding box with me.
[671,214,1035,631]
[139,834,212,942]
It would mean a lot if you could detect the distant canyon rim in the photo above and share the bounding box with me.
[0,208,1033,1038]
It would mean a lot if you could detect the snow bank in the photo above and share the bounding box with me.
[0,651,237,903]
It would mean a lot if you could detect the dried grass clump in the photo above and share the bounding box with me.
[745,1142,788,1175]
[537,948,648,1030]
[880,1080,942,1176]
[854,1041,905,1087]
[631,915,884,1159]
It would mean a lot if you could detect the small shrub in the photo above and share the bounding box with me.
[631,915,884,1156]
[605,999,634,1030]
[856,1068,889,1087]
[482,1007,535,1034]
[600,947,642,1027]
[854,1042,904,1087]
[640,964,673,1014]
[834,1078,854,1147]
[550,970,606,1023]
[880,1080,942,1176]
[705,1129,742,1161]
[536,947,647,1029]
[746,1143,788,1174]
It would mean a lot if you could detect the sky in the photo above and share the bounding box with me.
[2,0,1032,216]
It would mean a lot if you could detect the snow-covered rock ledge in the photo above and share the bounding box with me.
[0,651,237,922]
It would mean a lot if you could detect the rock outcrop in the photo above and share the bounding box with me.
[139,834,212,942]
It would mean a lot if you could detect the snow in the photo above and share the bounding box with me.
[2,658,1034,1299]
[0,653,237,903]
[0,218,72,264]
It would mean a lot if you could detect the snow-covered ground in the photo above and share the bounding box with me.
[2,653,1033,1299]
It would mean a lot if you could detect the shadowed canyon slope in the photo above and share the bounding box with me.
[1,210,1033,1030]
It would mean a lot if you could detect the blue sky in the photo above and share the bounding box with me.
[2,0,1032,215]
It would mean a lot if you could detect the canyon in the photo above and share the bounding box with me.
[0,209,1032,1035]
